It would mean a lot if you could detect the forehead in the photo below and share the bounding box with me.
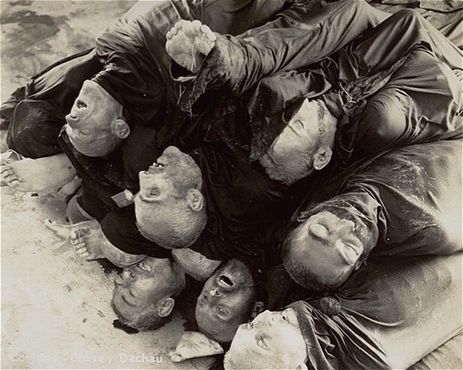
[309,210,342,223]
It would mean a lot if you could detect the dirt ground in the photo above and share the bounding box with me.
[0,1,208,369]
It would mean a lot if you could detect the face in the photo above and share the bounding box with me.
[227,308,306,369]
[135,146,203,245]
[112,257,181,323]
[195,259,256,343]
[65,80,122,157]
[262,99,321,182]
[136,146,195,205]
[290,210,365,286]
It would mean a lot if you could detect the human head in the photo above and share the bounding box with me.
[259,98,337,184]
[282,203,376,290]
[111,257,185,331]
[134,146,206,248]
[65,80,130,157]
[224,308,307,369]
[195,259,258,343]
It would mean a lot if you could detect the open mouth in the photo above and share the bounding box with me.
[217,274,234,288]
[148,162,164,172]
[137,260,152,272]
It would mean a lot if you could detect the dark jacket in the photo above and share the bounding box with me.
[289,253,462,369]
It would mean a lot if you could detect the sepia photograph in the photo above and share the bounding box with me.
[1,0,462,369]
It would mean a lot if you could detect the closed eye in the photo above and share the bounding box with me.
[215,305,231,320]
[256,334,270,350]
[294,119,304,130]
[309,223,330,240]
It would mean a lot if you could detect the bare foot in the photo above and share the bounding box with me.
[166,20,216,73]
[0,130,8,153]
[45,219,105,260]
[0,153,76,193]
[0,149,24,186]
[72,224,106,260]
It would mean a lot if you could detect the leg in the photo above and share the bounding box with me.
[340,9,463,80]
[44,218,142,265]
[167,0,388,103]
[0,153,76,193]
[357,48,463,153]
[66,192,93,223]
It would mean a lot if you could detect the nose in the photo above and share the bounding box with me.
[255,310,273,325]
[121,269,134,282]
[337,219,356,234]
[209,287,221,297]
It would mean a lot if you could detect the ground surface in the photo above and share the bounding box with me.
[0,1,208,369]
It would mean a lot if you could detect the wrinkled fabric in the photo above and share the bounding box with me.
[178,3,462,161]
[250,9,463,161]
[3,0,288,159]
[176,0,388,115]
[267,139,463,309]
[91,0,289,128]
[293,139,463,258]
[290,253,462,369]
[409,333,462,370]
[187,144,292,268]
[5,49,102,158]
[378,0,463,13]
[100,141,294,264]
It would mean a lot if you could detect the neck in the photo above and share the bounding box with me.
[173,261,187,293]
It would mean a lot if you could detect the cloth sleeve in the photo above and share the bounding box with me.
[174,0,388,113]
[290,253,462,369]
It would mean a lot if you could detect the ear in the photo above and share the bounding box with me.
[353,259,363,271]
[186,189,204,212]
[250,301,264,319]
[157,297,175,318]
[297,362,308,370]
[113,119,131,139]
[313,147,332,171]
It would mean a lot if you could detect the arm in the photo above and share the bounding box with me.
[170,0,388,110]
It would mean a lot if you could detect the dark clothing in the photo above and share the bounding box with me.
[267,139,462,309]
[293,139,463,258]
[3,0,288,200]
[179,6,462,161]
[57,0,289,211]
[3,0,287,155]
[290,253,462,369]
[102,141,294,271]
[187,144,292,267]
[5,49,102,158]
[175,0,389,114]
